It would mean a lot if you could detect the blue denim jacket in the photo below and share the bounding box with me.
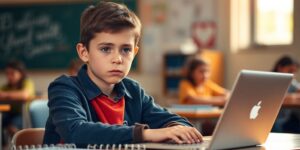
[43,65,192,147]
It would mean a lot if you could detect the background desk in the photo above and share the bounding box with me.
[0,100,32,128]
[171,97,300,132]
[0,104,11,149]
[283,97,300,108]
[0,104,10,112]
[171,109,222,131]
[207,97,300,108]
[174,109,222,119]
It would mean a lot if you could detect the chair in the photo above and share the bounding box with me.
[29,100,49,128]
[11,128,45,148]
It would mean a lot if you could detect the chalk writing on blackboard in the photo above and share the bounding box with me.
[0,11,67,59]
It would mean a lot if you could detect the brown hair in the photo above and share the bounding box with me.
[185,57,208,86]
[80,1,141,49]
[272,55,299,72]
[69,58,84,75]
[5,60,27,89]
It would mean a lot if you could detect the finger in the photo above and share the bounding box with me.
[184,128,195,143]
[185,128,198,143]
[171,126,197,144]
[192,128,203,142]
[190,128,202,143]
[177,131,191,144]
[170,135,183,144]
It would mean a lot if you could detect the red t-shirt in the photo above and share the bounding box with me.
[90,95,125,125]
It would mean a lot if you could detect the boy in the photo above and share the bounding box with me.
[43,1,202,147]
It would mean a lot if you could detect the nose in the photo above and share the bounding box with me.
[112,51,122,64]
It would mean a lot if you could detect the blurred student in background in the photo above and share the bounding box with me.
[272,55,300,133]
[178,56,228,135]
[68,58,84,76]
[0,60,35,145]
[272,55,300,94]
[179,56,228,105]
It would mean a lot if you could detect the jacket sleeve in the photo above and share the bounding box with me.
[138,86,193,128]
[47,78,134,146]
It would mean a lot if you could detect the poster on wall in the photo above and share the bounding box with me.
[192,22,216,49]
[163,0,218,50]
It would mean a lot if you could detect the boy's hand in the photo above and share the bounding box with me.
[143,125,203,144]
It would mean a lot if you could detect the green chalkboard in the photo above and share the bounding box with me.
[0,3,89,69]
[0,1,138,71]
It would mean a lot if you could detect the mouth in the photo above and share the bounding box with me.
[108,70,124,76]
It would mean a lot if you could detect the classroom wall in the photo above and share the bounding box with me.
[218,0,300,88]
[0,0,299,106]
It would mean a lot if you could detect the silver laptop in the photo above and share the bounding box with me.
[142,70,293,150]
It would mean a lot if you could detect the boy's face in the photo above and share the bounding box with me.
[77,29,138,87]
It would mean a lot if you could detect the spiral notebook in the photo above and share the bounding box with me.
[11,143,147,150]
[11,141,212,150]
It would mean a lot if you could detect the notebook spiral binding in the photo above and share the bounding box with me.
[11,143,76,150]
[86,144,146,150]
[10,143,146,150]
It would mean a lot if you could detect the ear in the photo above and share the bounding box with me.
[76,43,89,63]
[134,47,139,56]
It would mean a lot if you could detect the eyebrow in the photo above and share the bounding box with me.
[97,42,114,46]
[97,42,133,47]
[121,44,132,47]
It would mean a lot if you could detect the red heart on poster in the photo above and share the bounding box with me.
[192,22,216,48]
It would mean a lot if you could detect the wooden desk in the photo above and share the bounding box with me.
[171,109,222,131]
[0,104,10,112]
[283,97,300,108]
[261,133,300,149]
[202,133,300,150]
[174,109,222,119]
[0,104,11,149]
[0,100,33,128]
[209,97,300,108]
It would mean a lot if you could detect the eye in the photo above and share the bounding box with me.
[100,47,111,53]
[121,47,132,54]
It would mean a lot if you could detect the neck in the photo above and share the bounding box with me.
[100,84,115,97]
[195,82,205,88]
[87,68,115,97]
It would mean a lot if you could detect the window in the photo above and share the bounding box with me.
[230,0,294,52]
[254,0,294,46]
